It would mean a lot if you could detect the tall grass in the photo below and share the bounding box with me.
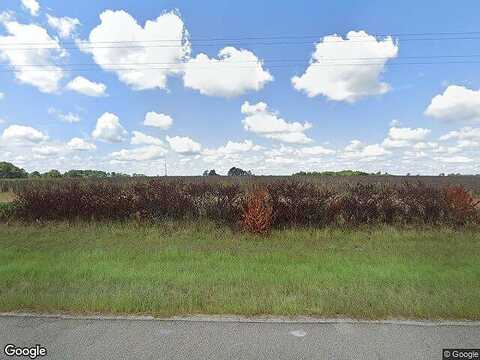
[7,180,479,230]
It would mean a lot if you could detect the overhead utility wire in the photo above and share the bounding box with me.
[4,54,480,68]
[1,60,480,73]
[2,30,480,46]
[3,36,480,51]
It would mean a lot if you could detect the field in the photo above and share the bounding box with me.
[0,176,479,319]
[0,221,478,319]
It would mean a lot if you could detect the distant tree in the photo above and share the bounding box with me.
[29,171,41,178]
[0,162,28,178]
[228,167,252,176]
[64,169,108,178]
[203,169,219,176]
[132,173,146,177]
[293,170,370,176]
[439,173,445,177]
[43,169,62,178]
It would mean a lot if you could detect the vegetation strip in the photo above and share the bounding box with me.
[0,222,478,319]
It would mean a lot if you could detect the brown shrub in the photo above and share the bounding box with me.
[242,187,273,235]
[444,186,480,225]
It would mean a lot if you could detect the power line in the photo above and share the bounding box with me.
[4,53,480,68]
[1,60,480,73]
[4,36,480,51]
[2,30,480,46]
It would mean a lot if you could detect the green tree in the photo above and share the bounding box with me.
[227,167,252,176]
[0,162,28,178]
[43,169,62,178]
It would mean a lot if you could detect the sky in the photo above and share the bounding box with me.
[1,0,480,175]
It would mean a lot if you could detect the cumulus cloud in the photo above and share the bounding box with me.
[166,135,201,154]
[292,31,398,102]
[183,47,272,97]
[66,76,107,96]
[0,20,65,93]
[382,126,431,148]
[202,140,262,159]
[111,145,167,161]
[241,101,312,144]
[425,85,480,122]
[32,144,63,157]
[48,107,80,123]
[435,155,474,164]
[439,127,480,141]
[131,131,164,146]
[67,137,96,151]
[47,14,80,38]
[92,112,127,143]
[342,140,389,160]
[0,92,4,100]
[78,10,189,90]
[2,124,48,143]
[143,112,172,129]
[21,0,40,16]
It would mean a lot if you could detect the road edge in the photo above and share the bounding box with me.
[1,312,479,326]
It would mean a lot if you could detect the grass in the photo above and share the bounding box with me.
[0,221,479,319]
[0,192,15,203]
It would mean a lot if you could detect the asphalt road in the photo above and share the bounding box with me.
[0,315,479,360]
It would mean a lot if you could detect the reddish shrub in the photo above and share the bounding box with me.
[242,187,273,235]
[396,182,447,224]
[266,182,335,228]
[444,186,480,225]
[133,180,197,221]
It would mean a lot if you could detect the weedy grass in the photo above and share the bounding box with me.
[0,192,15,203]
[0,221,478,319]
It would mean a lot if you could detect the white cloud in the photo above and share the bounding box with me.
[425,85,480,122]
[342,140,389,160]
[299,145,336,156]
[0,92,4,100]
[143,112,172,129]
[166,135,201,154]
[435,155,474,164]
[2,124,48,143]
[203,140,262,158]
[0,20,65,93]
[183,47,272,97]
[32,144,63,157]
[48,107,80,123]
[66,76,107,97]
[111,145,167,161]
[131,131,164,146]
[67,137,96,151]
[439,127,480,141]
[292,31,398,102]
[382,126,431,148]
[78,10,189,90]
[241,101,313,144]
[92,112,128,143]
[21,0,40,16]
[46,14,80,38]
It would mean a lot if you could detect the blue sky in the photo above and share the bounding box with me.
[1,0,480,175]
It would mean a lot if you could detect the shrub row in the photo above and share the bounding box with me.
[9,180,480,231]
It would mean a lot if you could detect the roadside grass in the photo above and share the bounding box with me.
[0,221,478,319]
[0,192,15,203]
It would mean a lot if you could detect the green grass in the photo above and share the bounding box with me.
[0,192,15,203]
[0,221,478,319]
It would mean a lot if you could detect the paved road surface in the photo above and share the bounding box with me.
[0,315,479,359]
